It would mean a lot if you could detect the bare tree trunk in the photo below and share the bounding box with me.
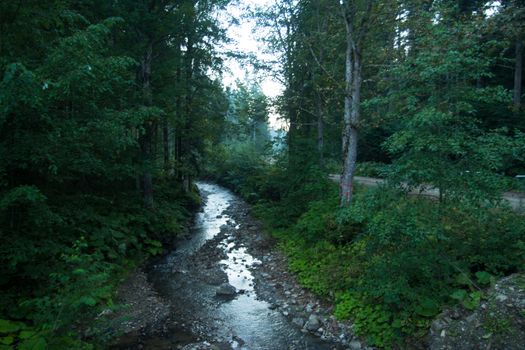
[340,40,362,206]
[163,118,170,173]
[315,91,324,166]
[252,121,256,145]
[515,39,523,114]
[175,61,183,183]
[139,122,154,208]
[181,33,195,192]
[140,42,154,208]
[339,0,371,206]
[340,6,356,206]
[314,1,326,167]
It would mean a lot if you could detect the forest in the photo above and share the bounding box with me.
[1,0,524,349]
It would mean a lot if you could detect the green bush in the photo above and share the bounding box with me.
[354,162,386,178]
[253,184,525,348]
[0,181,196,348]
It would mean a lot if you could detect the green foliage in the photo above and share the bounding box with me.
[378,12,523,201]
[334,292,408,349]
[354,162,386,178]
[0,183,194,347]
[0,0,218,346]
[450,289,483,311]
[242,182,525,348]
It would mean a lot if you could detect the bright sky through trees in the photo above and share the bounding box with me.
[220,0,286,129]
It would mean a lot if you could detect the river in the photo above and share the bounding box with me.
[113,182,338,350]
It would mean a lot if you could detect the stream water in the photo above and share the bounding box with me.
[117,183,335,349]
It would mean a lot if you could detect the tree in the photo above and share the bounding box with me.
[0,0,231,343]
[339,0,373,206]
[380,2,517,202]
[500,0,525,114]
[225,80,270,149]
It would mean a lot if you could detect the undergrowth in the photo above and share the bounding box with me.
[0,180,199,349]
[260,186,525,347]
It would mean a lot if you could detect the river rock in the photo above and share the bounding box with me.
[349,340,362,350]
[200,267,227,286]
[292,317,305,327]
[305,314,322,331]
[305,303,314,313]
[216,283,236,296]
[181,342,218,350]
[268,303,279,310]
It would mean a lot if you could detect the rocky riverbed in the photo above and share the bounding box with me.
[110,182,366,350]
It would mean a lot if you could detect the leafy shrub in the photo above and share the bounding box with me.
[354,162,386,178]
[253,184,525,348]
[0,181,196,348]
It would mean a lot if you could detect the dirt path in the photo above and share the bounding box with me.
[329,174,525,210]
[110,183,363,350]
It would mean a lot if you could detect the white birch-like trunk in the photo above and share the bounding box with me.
[340,4,362,206]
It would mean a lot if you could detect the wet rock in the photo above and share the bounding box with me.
[495,293,508,302]
[97,308,113,318]
[201,267,227,286]
[305,303,314,313]
[216,283,236,296]
[305,314,322,332]
[181,342,217,350]
[292,317,305,328]
[349,340,362,350]
[268,303,279,310]
[430,318,449,334]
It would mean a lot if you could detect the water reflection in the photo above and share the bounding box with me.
[142,183,334,349]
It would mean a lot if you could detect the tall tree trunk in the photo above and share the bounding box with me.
[175,61,183,183]
[139,124,154,208]
[515,39,523,114]
[181,33,194,192]
[340,41,362,206]
[314,0,326,167]
[315,91,324,166]
[252,121,256,145]
[340,0,371,206]
[163,117,170,173]
[140,42,154,208]
[341,7,355,206]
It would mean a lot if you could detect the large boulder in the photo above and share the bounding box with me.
[428,274,525,350]
[304,314,322,332]
[216,283,236,297]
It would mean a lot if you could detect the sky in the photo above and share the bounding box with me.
[219,0,286,130]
